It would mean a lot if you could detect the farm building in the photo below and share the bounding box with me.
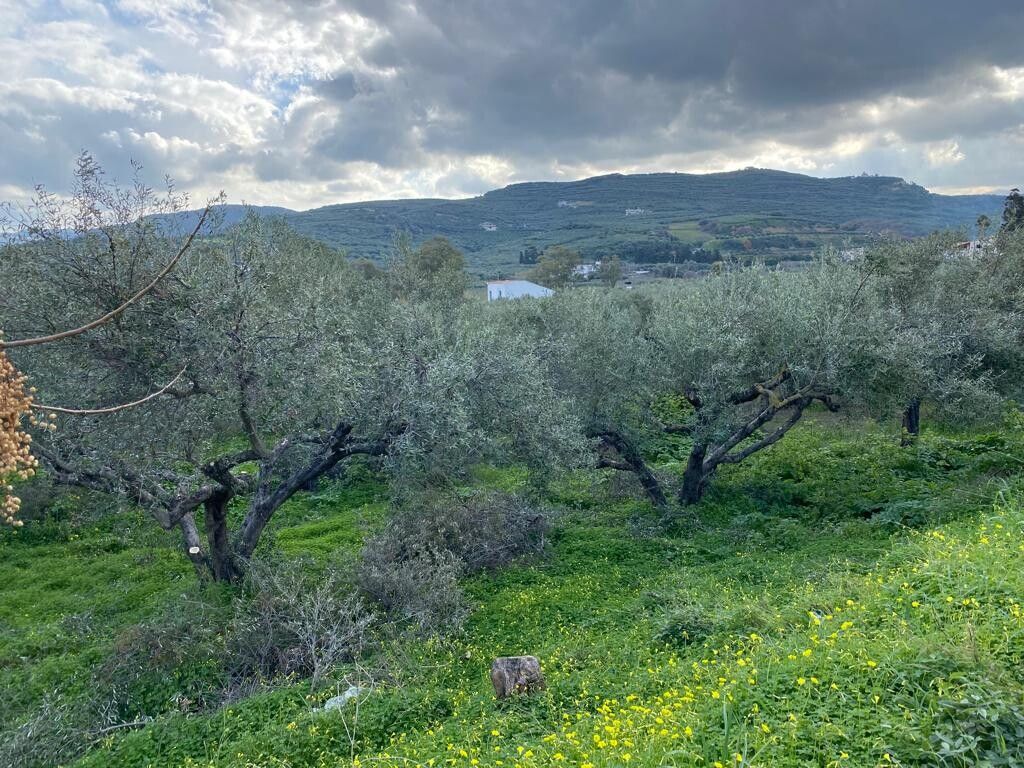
[486,279,554,301]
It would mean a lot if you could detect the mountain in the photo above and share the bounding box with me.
[219,170,1006,275]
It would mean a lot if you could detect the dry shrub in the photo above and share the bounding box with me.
[0,693,88,768]
[358,546,467,634]
[357,491,551,633]
[228,557,375,690]
[376,490,551,573]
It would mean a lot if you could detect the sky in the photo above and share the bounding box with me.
[2,0,1024,211]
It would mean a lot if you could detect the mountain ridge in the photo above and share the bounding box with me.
[200,169,1005,275]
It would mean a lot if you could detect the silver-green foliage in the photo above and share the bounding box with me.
[3,172,582,580]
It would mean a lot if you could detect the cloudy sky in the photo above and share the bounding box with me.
[3,0,1024,210]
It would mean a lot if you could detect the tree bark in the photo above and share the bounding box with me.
[678,442,708,505]
[594,430,668,508]
[179,513,210,582]
[901,398,921,446]
[204,490,240,583]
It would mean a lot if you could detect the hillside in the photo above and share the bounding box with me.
[4,420,1023,767]
[252,170,1002,275]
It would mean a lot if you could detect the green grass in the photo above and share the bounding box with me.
[3,419,1023,767]
[668,221,706,244]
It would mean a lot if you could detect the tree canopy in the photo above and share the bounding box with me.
[529,245,581,289]
[4,160,1023,576]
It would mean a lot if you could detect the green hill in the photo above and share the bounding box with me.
[272,170,1002,275]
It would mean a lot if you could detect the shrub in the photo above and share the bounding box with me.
[357,491,551,633]
[228,557,375,690]
[370,490,551,574]
[357,546,467,634]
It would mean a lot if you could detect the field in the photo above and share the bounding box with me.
[3,414,1023,768]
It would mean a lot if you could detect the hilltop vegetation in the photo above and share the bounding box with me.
[227,170,1002,275]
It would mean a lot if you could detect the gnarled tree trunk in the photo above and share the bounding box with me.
[678,442,708,505]
[675,368,839,506]
[593,429,668,508]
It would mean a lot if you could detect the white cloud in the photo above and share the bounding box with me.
[925,140,966,167]
[1,1,1023,210]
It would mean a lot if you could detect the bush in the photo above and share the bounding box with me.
[358,546,468,634]
[228,557,376,690]
[370,490,551,574]
[357,491,551,633]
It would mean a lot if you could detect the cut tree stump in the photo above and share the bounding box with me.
[490,655,545,699]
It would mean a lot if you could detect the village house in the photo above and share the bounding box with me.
[486,279,554,300]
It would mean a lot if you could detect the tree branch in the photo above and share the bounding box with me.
[236,421,400,559]
[2,204,212,349]
[31,367,188,414]
[591,429,668,508]
[716,399,810,466]
[728,365,791,405]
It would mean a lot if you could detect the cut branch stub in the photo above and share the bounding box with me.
[490,655,545,699]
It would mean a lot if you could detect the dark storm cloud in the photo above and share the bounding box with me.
[3,0,1023,206]
[297,0,1024,179]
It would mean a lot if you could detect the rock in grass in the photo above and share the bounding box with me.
[322,685,365,710]
[490,656,545,699]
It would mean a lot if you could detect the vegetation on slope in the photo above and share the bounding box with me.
[2,418,1023,768]
[228,170,1002,274]
[2,160,1022,768]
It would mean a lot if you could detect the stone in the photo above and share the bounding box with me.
[321,685,365,711]
[490,655,545,699]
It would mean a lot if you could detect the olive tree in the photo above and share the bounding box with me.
[867,232,1024,443]
[5,200,579,582]
[495,289,670,507]
[653,256,885,505]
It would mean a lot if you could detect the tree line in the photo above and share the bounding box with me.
[3,159,1023,583]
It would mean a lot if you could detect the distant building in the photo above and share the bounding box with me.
[573,263,597,278]
[486,279,554,301]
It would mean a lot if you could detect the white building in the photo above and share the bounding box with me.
[486,279,554,301]
[573,263,597,278]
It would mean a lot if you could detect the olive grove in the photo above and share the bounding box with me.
[3,189,581,582]
[4,160,1023,581]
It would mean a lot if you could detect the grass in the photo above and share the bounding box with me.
[667,221,706,244]
[2,418,1023,767]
